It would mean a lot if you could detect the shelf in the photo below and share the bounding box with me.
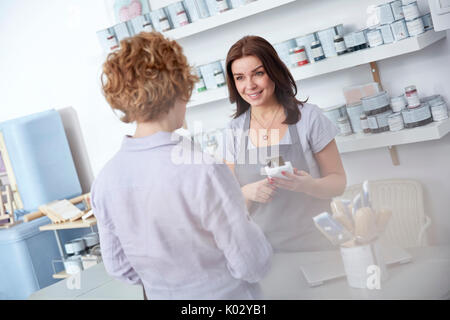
[39,217,97,231]
[187,30,447,107]
[53,270,70,279]
[336,117,450,154]
[165,0,296,40]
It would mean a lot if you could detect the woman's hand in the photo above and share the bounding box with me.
[271,168,315,193]
[242,178,277,204]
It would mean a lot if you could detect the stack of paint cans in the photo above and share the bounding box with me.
[403,1,425,36]
[401,85,433,128]
[421,95,449,122]
[361,91,393,133]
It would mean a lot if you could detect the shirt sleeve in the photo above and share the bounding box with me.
[306,104,340,154]
[199,163,273,283]
[91,182,142,286]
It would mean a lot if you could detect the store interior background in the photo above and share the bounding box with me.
[0,0,449,245]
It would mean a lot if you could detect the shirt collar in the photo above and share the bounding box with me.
[120,131,184,151]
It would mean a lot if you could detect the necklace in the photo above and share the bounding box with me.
[251,107,281,141]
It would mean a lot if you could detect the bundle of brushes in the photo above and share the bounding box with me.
[313,181,392,248]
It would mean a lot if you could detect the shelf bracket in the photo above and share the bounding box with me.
[388,146,400,166]
[369,61,383,90]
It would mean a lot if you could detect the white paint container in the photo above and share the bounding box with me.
[402,104,433,128]
[83,233,100,248]
[65,238,86,255]
[426,95,446,108]
[340,240,388,289]
[316,24,344,58]
[130,15,153,34]
[431,103,449,121]
[390,0,404,20]
[274,39,297,67]
[391,95,407,112]
[295,33,317,63]
[368,110,393,133]
[421,13,434,31]
[405,85,421,108]
[406,17,425,36]
[337,116,353,136]
[367,29,384,47]
[64,255,84,275]
[377,24,395,44]
[402,1,420,21]
[388,112,405,131]
[391,19,410,41]
[377,3,395,25]
[346,103,364,133]
[361,91,391,116]
[323,104,348,126]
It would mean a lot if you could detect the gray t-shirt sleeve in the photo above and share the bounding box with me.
[224,121,237,164]
[306,104,340,154]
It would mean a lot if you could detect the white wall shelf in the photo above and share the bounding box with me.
[165,0,296,40]
[336,117,450,154]
[187,30,447,108]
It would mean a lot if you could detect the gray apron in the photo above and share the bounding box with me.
[234,109,334,252]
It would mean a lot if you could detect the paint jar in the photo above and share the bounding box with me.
[195,68,207,93]
[130,15,153,34]
[405,85,420,108]
[343,33,356,52]
[65,238,87,255]
[402,1,420,21]
[422,13,434,31]
[311,41,326,62]
[391,95,407,112]
[367,29,384,47]
[340,240,388,289]
[388,112,405,131]
[360,113,371,134]
[426,95,446,108]
[334,35,347,55]
[337,116,353,136]
[316,25,344,58]
[323,104,348,125]
[391,19,410,41]
[295,33,317,63]
[289,46,309,67]
[431,102,449,121]
[183,0,210,21]
[354,31,369,51]
[361,91,391,116]
[346,103,364,133]
[406,17,425,36]
[176,8,189,26]
[83,233,100,248]
[377,24,395,44]
[377,3,395,25]
[216,0,230,13]
[106,30,119,51]
[402,104,433,128]
[154,8,172,32]
[214,69,226,87]
[390,0,404,20]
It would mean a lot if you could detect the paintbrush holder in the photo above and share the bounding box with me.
[340,238,388,289]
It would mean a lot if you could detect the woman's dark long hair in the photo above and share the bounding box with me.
[225,35,305,124]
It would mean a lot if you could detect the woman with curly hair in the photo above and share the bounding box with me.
[91,32,272,300]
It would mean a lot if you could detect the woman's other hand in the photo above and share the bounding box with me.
[242,178,277,204]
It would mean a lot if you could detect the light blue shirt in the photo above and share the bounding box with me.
[91,131,273,299]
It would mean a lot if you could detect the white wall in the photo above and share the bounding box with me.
[0,0,449,244]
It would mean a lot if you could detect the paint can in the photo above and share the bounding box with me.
[337,116,353,136]
[83,233,100,248]
[388,112,405,131]
[367,29,384,47]
[289,46,309,67]
[421,13,434,31]
[183,0,211,21]
[334,35,347,55]
[64,255,84,275]
[167,2,190,28]
[377,3,395,25]
[377,24,395,44]
[65,238,86,255]
[406,17,425,36]
[346,103,364,133]
[391,19,410,41]
[316,24,344,58]
[311,41,326,62]
[402,1,420,21]
[431,102,449,121]
[391,95,407,112]
[295,33,317,63]
[401,104,433,128]
[361,91,391,116]
[274,39,297,67]
[367,110,393,133]
[390,0,404,20]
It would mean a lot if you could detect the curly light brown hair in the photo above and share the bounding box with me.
[101,32,198,123]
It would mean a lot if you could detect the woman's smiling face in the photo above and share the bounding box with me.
[231,55,276,107]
